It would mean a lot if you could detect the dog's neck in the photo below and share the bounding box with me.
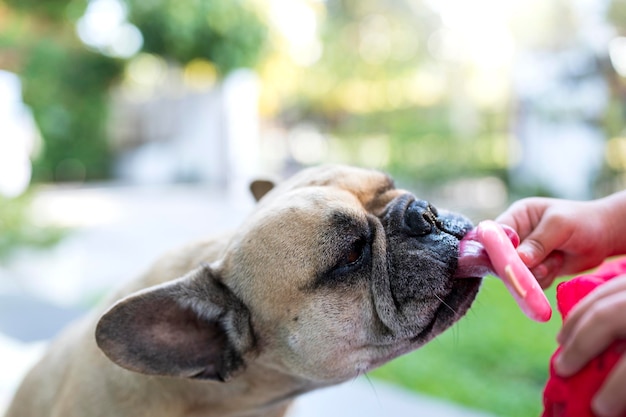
[167,360,326,417]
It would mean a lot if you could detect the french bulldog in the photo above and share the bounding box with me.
[4,165,482,417]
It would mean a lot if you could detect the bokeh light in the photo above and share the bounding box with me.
[76,0,143,58]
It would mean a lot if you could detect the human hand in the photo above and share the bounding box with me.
[495,197,615,288]
[554,275,626,417]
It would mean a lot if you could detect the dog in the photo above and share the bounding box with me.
[4,165,481,417]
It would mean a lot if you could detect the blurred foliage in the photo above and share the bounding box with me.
[0,193,67,260]
[0,0,268,258]
[265,0,439,115]
[371,278,561,417]
[609,0,626,28]
[0,0,268,182]
[126,0,267,75]
[329,109,510,186]
[23,41,124,181]
[2,0,86,21]
[263,0,513,186]
[0,1,119,182]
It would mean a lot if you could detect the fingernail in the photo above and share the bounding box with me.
[517,245,534,265]
[554,354,573,377]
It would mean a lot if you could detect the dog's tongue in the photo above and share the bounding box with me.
[455,220,552,322]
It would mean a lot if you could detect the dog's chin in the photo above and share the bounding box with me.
[419,277,480,336]
[363,277,480,372]
[407,277,480,341]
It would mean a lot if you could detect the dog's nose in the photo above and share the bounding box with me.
[404,200,439,236]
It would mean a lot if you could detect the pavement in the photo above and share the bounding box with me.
[0,182,497,417]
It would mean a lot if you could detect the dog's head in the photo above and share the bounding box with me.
[96,165,481,385]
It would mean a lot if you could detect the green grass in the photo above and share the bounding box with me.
[370,278,561,417]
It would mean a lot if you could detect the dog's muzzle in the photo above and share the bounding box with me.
[372,193,479,339]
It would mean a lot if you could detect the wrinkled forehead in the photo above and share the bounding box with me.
[225,167,404,295]
[259,165,400,214]
[249,186,365,235]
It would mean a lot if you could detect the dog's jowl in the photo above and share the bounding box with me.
[5,165,482,417]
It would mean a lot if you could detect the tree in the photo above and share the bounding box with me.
[0,0,268,182]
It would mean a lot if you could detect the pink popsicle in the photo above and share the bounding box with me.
[458,220,552,322]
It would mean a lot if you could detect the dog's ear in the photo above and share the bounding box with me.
[249,179,274,202]
[95,265,255,382]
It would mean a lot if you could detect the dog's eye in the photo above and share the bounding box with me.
[314,234,372,288]
[346,246,361,264]
[337,237,367,269]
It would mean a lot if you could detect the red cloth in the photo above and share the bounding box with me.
[542,258,626,417]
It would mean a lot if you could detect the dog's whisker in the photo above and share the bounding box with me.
[363,374,382,408]
[434,294,458,315]
[452,321,460,346]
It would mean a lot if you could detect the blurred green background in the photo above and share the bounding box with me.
[3,0,626,416]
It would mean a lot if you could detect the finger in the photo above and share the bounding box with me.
[531,252,564,289]
[558,277,626,344]
[592,355,626,417]
[555,290,626,376]
[495,198,549,241]
[516,220,570,269]
[495,210,523,233]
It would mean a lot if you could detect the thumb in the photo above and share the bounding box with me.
[516,220,567,269]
